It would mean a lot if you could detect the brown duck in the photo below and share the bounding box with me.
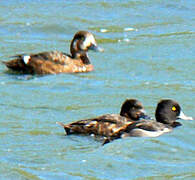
[2,31,103,75]
[57,99,150,137]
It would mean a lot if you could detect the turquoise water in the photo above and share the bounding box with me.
[0,0,195,179]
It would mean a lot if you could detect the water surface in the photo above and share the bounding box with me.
[0,0,195,179]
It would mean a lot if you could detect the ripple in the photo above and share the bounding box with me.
[0,0,195,179]
[28,130,51,136]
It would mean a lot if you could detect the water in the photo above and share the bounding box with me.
[0,0,195,179]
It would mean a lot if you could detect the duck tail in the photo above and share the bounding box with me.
[0,60,9,65]
[56,121,65,127]
[1,58,25,71]
[56,122,71,135]
[102,138,111,145]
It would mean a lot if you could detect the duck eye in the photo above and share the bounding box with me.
[80,36,85,41]
[172,106,176,111]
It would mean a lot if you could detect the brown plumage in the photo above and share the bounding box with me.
[57,99,150,138]
[57,115,133,137]
[2,31,103,75]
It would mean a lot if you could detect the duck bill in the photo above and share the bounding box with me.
[139,109,152,120]
[140,114,152,120]
[177,111,194,120]
[88,44,104,52]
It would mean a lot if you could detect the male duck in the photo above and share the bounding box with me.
[103,99,194,144]
[57,99,150,137]
[2,31,103,75]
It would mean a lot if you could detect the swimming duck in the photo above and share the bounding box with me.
[103,99,194,144]
[2,31,103,75]
[57,99,150,137]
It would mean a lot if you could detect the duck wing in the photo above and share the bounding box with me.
[128,120,169,131]
[57,114,133,137]
[2,51,72,74]
[29,51,71,65]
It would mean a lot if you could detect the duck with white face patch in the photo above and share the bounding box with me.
[1,31,103,75]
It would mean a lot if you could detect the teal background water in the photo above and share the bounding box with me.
[0,0,195,179]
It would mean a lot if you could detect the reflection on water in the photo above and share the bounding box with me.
[0,0,195,179]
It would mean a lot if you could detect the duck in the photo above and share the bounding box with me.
[103,99,194,144]
[57,99,151,137]
[2,31,103,75]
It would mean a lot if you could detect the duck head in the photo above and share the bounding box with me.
[120,99,150,120]
[155,99,194,126]
[70,31,103,63]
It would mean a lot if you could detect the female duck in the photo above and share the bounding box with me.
[2,31,103,75]
[57,99,150,137]
[103,99,194,144]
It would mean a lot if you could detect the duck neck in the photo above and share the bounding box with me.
[80,53,91,65]
[72,52,91,65]
[155,111,176,125]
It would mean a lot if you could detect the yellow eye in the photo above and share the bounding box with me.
[172,106,176,111]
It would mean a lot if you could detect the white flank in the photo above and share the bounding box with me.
[163,128,171,133]
[129,128,172,137]
[137,129,165,137]
[23,55,31,64]
[78,67,82,72]
[82,66,86,72]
